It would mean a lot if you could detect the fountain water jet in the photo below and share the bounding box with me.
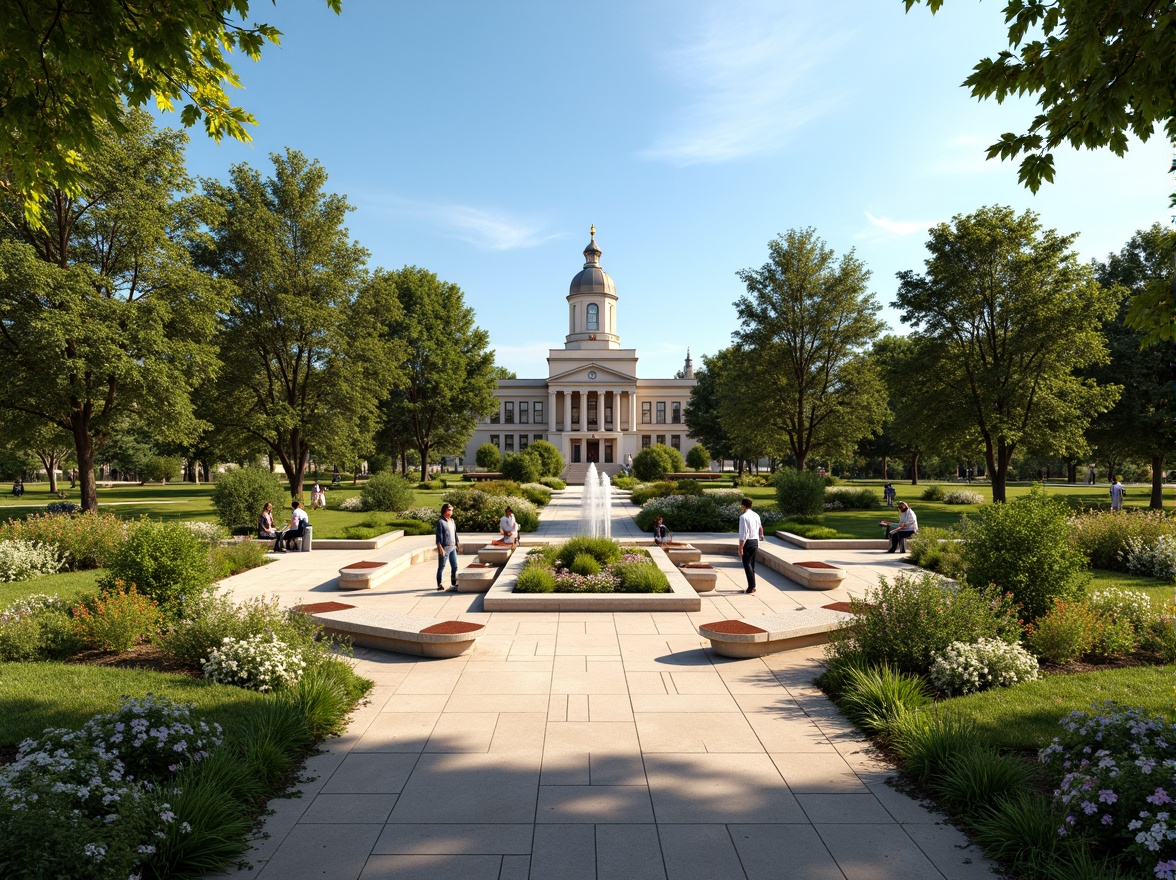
[580,463,611,538]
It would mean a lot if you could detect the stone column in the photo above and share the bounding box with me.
[563,390,572,432]
[629,390,638,435]
[548,389,557,433]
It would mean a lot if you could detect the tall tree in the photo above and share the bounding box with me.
[1,0,341,225]
[684,351,736,467]
[733,229,887,471]
[382,267,497,481]
[895,205,1121,502]
[1088,224,1175,509]
[903,0,1176,344]
[0,110,221,511]
[196,150,401,501]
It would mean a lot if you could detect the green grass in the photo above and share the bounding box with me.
[0,662,270,746]
[0,569,103,608]
[1087,568,1173,605]
[942,664,1176,753]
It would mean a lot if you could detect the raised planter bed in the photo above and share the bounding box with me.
[679,562,717,592]
[699,607,852,658]
[774,530,888,551]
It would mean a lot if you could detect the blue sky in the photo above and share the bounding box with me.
[175,0,1171,378]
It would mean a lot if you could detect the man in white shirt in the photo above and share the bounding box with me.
[738,498,764,594]
[282,501,309,551]
[887,502,918,553]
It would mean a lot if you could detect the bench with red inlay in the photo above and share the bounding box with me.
[698,607,852,658]
[297,605,485,658]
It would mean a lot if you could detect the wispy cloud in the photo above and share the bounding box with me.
[640,3,850,166]
[363,195,563,251]
[865,212,933,237]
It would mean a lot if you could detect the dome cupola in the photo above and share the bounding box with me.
[564,225,620,350]
[568,225,616,296]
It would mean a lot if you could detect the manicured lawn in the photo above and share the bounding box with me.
[0,661,269,746]
[0,569,103,608]
[943,664,1176,753]
[1087,568,1174,605]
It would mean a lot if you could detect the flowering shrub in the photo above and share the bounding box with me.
[0,696,214,880]
[202,632,307,691]
[928,637,1039,695]
[1122,535,1176,582]
[399,506,439,525]
[0,538,63,581]
[0,593,81,661]
[0,511,126,570]
[824,487,879,510]
[46,500,80,515]
[827,571,1023,676]
[941,490,984,505]
[1040,704,1176,878]
[636,494,727,532]
[1089,587,1157,631]
[1070,509,1176,572]
[336,495,364,512]
[443,489,538,532]
[181,520,227,545]
[73,584,162,652]
[101,520,214,615]
[1027,599,1136,664]
[1,592,70,620]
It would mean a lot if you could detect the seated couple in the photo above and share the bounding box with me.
[258,501,309,552]
[491,507,519,546]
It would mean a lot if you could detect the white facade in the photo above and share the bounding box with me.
[464,229,698,479]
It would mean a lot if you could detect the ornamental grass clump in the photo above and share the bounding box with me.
[1039,703,1176,879]
[905,527,965,577]
[837,663,931,737]
[202,632,307,692]
[929,638,1040,696]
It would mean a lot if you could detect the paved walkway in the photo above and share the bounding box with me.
[216,489,995,880]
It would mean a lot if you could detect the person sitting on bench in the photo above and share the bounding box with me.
[495,506,518,545]
[280,501,309,552]
[652,515,669,546]
[886,502,918,553]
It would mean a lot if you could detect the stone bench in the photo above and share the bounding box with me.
[338,560,398,591]
[661,542,701,565]
[456,561,499,593]
[664,472,728,482]
[463,472,504,482]
[776,559,846,591]
[679,562,716,592]
[699,607,852,658]
[296,602,485,658]
[477,543,516,565]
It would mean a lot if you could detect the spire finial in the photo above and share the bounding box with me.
[590,223,595,237]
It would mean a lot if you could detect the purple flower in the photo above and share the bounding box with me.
[1101,814,1114,826]
[1149,789,1173,806]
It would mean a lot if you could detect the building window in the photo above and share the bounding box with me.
[641,402,651,424]
[519,401,529,424]
[604,443,614,464]
[656,402,666,424]
[656,434,666,446]
[572,403,580,425]
[672,402,681,424]
[505,401,514,424]
[587,303,599,331]
[533,434,543,443]
[604,400,613,424]
[490,434,499,449]
[587,398,597,427]
[641,435,651,449]
[534,402,544,424]
[490,406,500,424]
[671,435,681,451]
[519,435,529,450]
[505,435,514,452]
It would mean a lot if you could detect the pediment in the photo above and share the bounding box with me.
[548,362,636,384]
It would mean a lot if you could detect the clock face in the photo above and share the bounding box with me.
[588,370,597,379]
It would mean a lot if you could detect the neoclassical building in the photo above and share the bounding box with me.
[464,228,698,482]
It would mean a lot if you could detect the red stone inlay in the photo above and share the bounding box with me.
[795,561,839,569]
[468,562,496,568]
[681,562,714,569]
[821,602,854,613]
[420,621,485,635]
[702,620,767,635]
[295,602,356,614]
[341,561,387,570]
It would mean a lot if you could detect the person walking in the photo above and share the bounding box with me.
[1088,464,1097,485]
[1110,476,1125,512]
[886,501,918,553]
[436,503,459,590]
[737,497,764,594]
[883,482,895,508]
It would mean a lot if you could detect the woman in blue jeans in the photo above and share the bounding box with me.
[435,503,459,590]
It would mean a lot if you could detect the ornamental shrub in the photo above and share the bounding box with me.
[209,539,271,580]
[827,572,1023,676]
[906,527,965,577]
[0,598,81,661]
[1025,599,1135,664]
[73,584,162,652]
[774,468,825,517]
[611,474,640,490]
[539,476,566,490]
[555,536,622,569]
[359,470,414,513]
[630,481,681,505]
[1069,509,1176,572]
[141,455,181,483]
[613,558,670,593]
[442,489,539,532]
[1039,704,1176,879]
[467,479,522,496]
[182,520,228,545]
[501,450,544,484]
[1121,534,1176,581]
[928,638,1039,696]
[921,484,945,502]
[520,483,552,507]
[824,487,879,510]
[1088,588,1156,631]
[633,444,682,481]
[686,443,710,471]
[211,467,286,533]
[46,501,80,515]
[0,511,125,570]
[0,539,63,581]
[514,564,557,593]
[635,494,727,532]
[569,552,602,576]
[528,440,565,478]
[202,633,307,692]
[475,442,501,471]
[337,495,364,511]
[101,520,215,615]
[960,488,1087,621]
[942,489,984,505]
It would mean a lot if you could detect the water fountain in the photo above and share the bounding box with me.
[579,463,612,538]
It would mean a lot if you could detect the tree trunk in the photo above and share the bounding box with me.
[71,419,98,512]
[986,442,1011,503]
[1151,453,1166,510]
[909,452,919,485]
[419,445,430,483]
[1067,460,1077,484]
[882,455,888,481]
[36,451,58,493]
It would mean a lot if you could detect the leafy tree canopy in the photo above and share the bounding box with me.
[1,0,341,226]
